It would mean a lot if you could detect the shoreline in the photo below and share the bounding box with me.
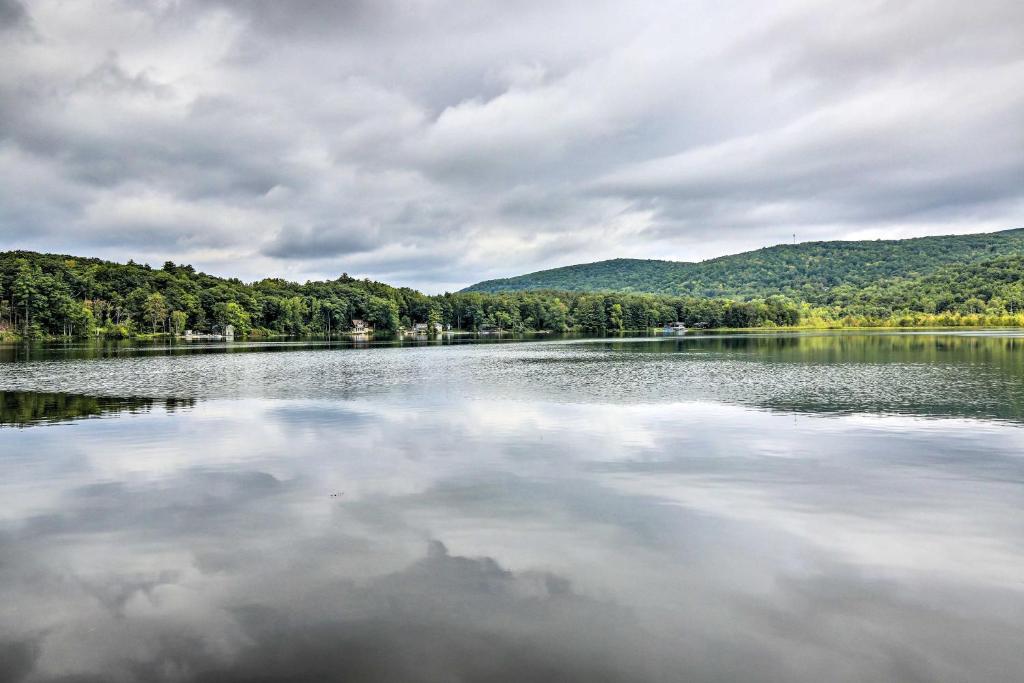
[3,323,1023,344]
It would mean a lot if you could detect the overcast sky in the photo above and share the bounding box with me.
[1,0,1022,291]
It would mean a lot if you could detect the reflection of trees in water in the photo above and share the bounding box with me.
[0,392,197,428]
[611,333,1024,369]
[3,333,1023,425]
[592,334,1024,423]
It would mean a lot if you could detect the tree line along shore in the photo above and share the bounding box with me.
[2,250,1023,341]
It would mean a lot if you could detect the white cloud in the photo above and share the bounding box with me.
[0,0,1022,290]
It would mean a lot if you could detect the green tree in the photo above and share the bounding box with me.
[143,292,168,332]
[170,310,188,335]
[12,261,39,336]
[367,297,400,332]
[574,294,607,331]
[427,303,443,334]
[215,301,251,336]
[609,302,624,331]
[492,310,514,331]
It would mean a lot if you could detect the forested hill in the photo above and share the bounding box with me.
[0,250,428,338]
[464,228,1024,297]
[2,246,1024,339]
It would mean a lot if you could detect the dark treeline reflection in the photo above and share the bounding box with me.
[529,332,1024,424]
[608,330,1024,363]
[607,332,1024,421]
[5,328,1021,363]
[0,391,196,427]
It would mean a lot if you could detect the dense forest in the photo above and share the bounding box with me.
[465,228,1024,298]
[2,245,1023,340]
[0,250,803,337]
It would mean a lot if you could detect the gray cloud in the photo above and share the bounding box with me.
[0,0,27,31]
[749,1,1024,87]
[262,223,379,259]
[0,0,1022,289]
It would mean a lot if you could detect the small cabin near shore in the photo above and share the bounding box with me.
[411,322,444,334]
[351,319,372,333]
[184,328,233,340]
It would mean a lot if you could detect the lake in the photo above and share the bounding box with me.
[2,331,1024,682]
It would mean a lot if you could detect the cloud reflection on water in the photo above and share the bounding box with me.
[2,393,1024,681]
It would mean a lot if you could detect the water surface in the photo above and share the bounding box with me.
[2,331,1023,682]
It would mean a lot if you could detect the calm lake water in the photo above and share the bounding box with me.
[2,331,1024,682]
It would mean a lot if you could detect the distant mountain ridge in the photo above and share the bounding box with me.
[463,228,1024,298]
